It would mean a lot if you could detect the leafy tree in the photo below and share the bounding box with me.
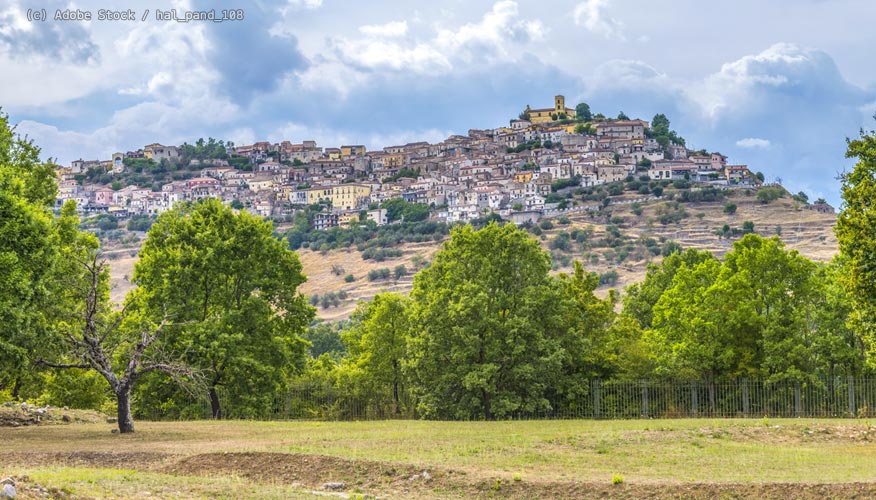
[230,199,244,210]
[623,249,715,329]
[132,199,315,419]
[723,203,737,215]
[836,123,876,361]
[304,322,348,359]
[0,112,65,398]
[343,293,410,413]
[575,102,593,122]
[617,111,630,120]
[38,250,196,433]
[407,223,562,419]
[550,262,618,400]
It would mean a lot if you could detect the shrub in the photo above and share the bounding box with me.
[539,220,554,230]
[331,264,345,276]
[757,187,784,204]
[612,474,624,485]
[344,274,355,283]
[599,270,620,286]
[723,203,737,215]
[394,265,408,280]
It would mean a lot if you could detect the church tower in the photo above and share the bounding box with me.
[555,95,565,113]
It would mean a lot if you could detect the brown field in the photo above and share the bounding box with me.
[105,190,838,318]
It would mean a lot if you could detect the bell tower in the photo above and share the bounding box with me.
[555,95,565,112]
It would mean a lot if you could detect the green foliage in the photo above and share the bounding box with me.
[648,113,686,148]
[723,203,737,215]
[837,123,876,363]
[344,274,355,283]
[575,103,593,122]
[757,187,785,204]
[343,293,411,413]
[407,223,563,419]
[132,198,315,418]
[382,167,421,183]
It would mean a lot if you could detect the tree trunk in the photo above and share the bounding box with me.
[116,388,135,433]
[483,389,493,420]
[209,386,222,419]
[393,380,400,415]
[11,377,21,400]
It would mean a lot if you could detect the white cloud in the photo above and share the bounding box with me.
[573,0,624,40]
[317,0,544,81]
[286,0,323,10]
[687,43,849,121]
[359,20,408,38]
[736,137,771,149]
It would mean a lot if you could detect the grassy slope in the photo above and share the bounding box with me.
[106,190,838,319]
[3,419,876,499]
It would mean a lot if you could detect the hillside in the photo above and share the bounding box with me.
[105,188,838,320]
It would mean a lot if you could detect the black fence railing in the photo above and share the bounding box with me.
[142,377,876,421]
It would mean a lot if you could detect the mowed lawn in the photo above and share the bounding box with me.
[4,418,876,499]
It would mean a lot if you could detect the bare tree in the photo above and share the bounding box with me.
[37,253,198,433]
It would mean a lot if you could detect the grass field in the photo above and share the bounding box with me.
[3,418,876,499]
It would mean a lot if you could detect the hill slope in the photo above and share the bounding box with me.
[106,190,838,321]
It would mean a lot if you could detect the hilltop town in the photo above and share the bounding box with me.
[56,96,832,228]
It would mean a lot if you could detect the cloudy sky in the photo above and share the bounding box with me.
[2,0,874,205]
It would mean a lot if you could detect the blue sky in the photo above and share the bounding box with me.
[1,0,874,205]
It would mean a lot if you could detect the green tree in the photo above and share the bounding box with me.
[575,102,592,122]
[343,293,410,413]
[406,223,562,419]
[550,262,618,401]
[623,249,715,329]
[617,111,629,120]
[723,203,737,215]
[132,198,315,418]
[0,112,65,398]
[836,123,876,361]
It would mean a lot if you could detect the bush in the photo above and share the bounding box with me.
[757,187,784,204]
[612,474,624,485]
[599,270,620,286]
[539,220,554,230]
[367,268,391,281]
[331,264,345,276]
[723,203,737,215]
[742,220,755,234]
[550,232,572,252]
[394,265,408,280]
[344,274,355,283]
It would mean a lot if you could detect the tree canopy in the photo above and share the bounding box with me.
[132,198,315,418]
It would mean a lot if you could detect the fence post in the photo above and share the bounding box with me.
[848,376,856,417]
[641,381,649,418]
[794,382,802,417]
[691,381,698,417]
[742,378,750,418]
[592,379,601,419]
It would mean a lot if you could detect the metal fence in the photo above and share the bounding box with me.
[148,377,876,421]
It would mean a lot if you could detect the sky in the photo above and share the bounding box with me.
[1,0,874,205]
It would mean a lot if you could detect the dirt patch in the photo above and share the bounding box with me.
[5,450,875,499]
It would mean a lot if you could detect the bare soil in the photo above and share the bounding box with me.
[2,449,874,499]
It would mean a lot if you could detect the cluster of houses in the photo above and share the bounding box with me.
[55,95,763,228]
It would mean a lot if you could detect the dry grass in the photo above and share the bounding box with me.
[3,419,876,499]
[104,189,838,319]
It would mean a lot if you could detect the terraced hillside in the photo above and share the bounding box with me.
[106,189,838,320]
